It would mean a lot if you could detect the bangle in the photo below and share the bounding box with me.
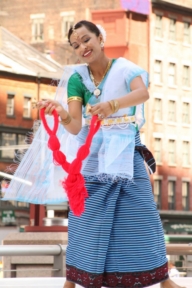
[108,100,115,113]
[114,99,120,113]
[108,99,120,114]
[60,113,72,125]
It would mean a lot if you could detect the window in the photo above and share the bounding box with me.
[168,63,176,86]
[183,22,191,44]
[61,11,75,40]
[155,15,163,37]
[169,18,176,41]
[0,133,26,159]
[168,181,175,210]
[182,181,190,211]
[154,138,162,163]
[168,140,176,165]
[168,100,176,122]
[17,134,27,156]
[31,14,44,42]
[154,60,162,84]
[183,65,190,87]
[18,134,26,144]
[23,97,31,118]
[1,133,16,159]
[154,98,162,121]
[183,141,190,166]
[6,94,15,116]
[154,180,161,209]
[182,102,190,124]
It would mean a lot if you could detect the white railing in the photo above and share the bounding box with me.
[0,244,66,277]
[166,243,192,255]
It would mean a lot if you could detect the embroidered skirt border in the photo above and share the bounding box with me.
[66,262,169,288]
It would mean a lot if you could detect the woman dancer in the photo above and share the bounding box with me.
[3,20,184,287]
[38,21,184,288]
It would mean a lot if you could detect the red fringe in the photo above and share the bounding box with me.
[40,109,100,216]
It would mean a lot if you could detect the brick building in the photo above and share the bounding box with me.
[0,27,63,225]
[1,0,192,231]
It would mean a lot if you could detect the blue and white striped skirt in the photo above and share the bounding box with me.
[66,137,168,287]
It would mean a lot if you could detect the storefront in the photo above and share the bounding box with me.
[160,210,192,243]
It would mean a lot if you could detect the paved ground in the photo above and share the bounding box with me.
[0,277,192,288]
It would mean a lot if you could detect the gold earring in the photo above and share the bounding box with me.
[100,41,104,48]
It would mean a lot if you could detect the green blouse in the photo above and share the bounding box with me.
[67,59,116,106]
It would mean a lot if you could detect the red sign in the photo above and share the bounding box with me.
[1,180,9,193]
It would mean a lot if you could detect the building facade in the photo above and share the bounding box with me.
[92,0,192,224]
[149,0,192,226]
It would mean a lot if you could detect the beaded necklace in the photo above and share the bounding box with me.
[89,59,112,98]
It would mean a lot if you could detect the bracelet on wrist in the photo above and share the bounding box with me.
[60,113,72,125]
[114,99,120,113]
[108,100,115,113]
[108,99,120,114]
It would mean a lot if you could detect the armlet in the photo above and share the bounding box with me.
[67,96,83,104]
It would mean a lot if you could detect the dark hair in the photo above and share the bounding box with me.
[68,20,100,44]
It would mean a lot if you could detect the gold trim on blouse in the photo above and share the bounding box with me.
[67,96,83,104]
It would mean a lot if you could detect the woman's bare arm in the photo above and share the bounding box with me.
[60,100,82,135]
[117,76,149,109]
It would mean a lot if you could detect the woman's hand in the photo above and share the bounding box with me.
[36,99,82,135]
[89,102,113,120]
[37,100,66,118]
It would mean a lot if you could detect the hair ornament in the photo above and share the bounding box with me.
[96,24,107,42]
[72,23,79,39]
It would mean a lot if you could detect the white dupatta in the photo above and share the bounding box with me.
[3,58,148,204]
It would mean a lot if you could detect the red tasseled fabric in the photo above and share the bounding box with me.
[40,109,101,216]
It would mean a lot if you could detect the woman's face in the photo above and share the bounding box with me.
[70,25,103,64]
